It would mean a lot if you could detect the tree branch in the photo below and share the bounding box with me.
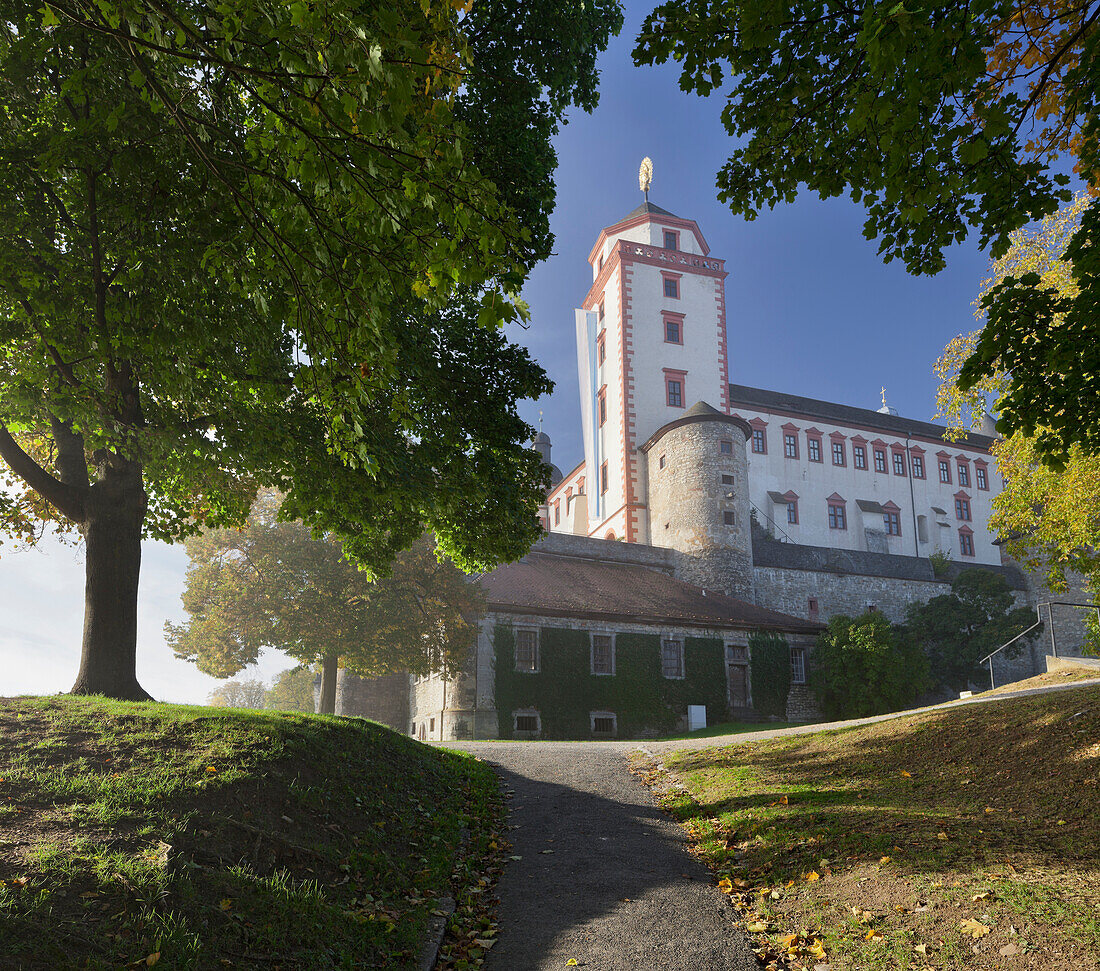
[0,423,87,522]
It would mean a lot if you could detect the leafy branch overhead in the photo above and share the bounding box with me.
[635,0,1100,461]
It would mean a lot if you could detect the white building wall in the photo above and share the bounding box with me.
[734,406,1001,566]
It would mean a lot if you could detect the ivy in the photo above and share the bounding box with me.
[748,631,790,720]
[492,626,728,739]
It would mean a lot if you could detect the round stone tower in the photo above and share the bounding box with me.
[641,402,754,600]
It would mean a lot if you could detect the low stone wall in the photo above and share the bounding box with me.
[785,684,820,723]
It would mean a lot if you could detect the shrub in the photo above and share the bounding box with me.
[810,611,929,719]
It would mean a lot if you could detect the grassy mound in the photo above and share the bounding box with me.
[637,685,1100,970]
[0,696,503,970]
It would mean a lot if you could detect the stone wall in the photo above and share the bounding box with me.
[644,413,754,600]
[335,670,410,731]
[1020,561,1096,660]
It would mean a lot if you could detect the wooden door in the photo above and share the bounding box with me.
[729,663,748,708]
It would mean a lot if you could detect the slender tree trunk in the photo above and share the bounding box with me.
[318,652,338,714]
[70,457,151,701]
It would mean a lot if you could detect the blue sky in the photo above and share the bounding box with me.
[1,0,1005,702]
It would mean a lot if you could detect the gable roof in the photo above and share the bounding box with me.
[482,552,822,634]
[728,384,995,450]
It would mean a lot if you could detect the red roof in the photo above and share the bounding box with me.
[482,553,822,634]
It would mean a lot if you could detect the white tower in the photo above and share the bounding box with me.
[573,190,731,544]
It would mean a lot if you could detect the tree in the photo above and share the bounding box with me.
[936,193,1100,601]
[902,570,1038,691]
[635,0,1100,462]
[810,611,929,719]
[0,0,620,699]
[166,491,482,713]
[265,666,317,714]
[208,678,267,709]
[747,631,790,719]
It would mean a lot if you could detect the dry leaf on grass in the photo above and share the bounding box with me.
[959,918,990,938]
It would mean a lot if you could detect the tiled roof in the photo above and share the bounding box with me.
[482,552,822,634]
[728,384,995,449]
[620,200,679,221]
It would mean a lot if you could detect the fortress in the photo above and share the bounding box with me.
[348,195,1089,740]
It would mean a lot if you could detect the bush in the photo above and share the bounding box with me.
[749,631,791,719]
[810,611,929,719]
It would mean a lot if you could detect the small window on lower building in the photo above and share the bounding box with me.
[514,712,540,735]
[659,454,666,470]
[661,638,684,678]
[515,628,540,672]
[790,647,806,685]
[722,474,734,485]
[959,529,975,557]
[723,510,736,526]
[720,439,733,454]
[591,633,614,675]
[591,712,617,736]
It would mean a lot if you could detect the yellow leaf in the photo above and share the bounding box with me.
[219,898,232,911]
[959,918,990,938]
[779,934,798,947]
[805,870,820,882]
[717,878,733,894]
[566,961,578,967]
[865,928,883,940]
[206,766,217,774]
[146,954,160,967]
[879,855,891,865]
[745,921,769,932]
[937,832,948,840]
[900,770,912,777]
[778,795,788,805]
[809,941,827,959]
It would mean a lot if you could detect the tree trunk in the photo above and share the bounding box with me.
[318,652,338,714]
[69,458,152,701]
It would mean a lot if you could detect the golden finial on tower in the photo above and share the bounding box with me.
[881,386,888,409]
[639,157,653,202]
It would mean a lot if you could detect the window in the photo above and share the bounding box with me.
[832,441,846,466]
[959,529,975,557]
[808,438,822,462]
[600,461,608,494]
[752,428,767,453]
[893,452,907,476]
[955,498,971,521]
[666,378,683,407]
[591,634,614,675]
[787,500,799,524]
[597,333,606,365]
[939,459,951,484]
[958,463,970,487]
[873,448,887,473]
[514,712,540,734]
[884,511,901,535]
[663,230,679,250]
[553,500,560,525]
[853,444,867,469]
[661,638,684,678]
[721,474,734,485]
[807,598,819,619]
[663,277,679,298]
[913,455,925,479]
[976,466,988,490]
[790,647,806,685]
[598,389,607,427]
[515,628,539,672]
[664,318,681,343]
[591,713,617,736]
[720,439,733,454]
[429,717,435,733]
[598,255,604,271]
[723,510,736,526]
[828,502,847,530]
[784,433,799,458]
[659,454,666,470]
[598,300,605,321]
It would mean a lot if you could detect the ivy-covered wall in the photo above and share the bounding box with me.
[493,625,728,739]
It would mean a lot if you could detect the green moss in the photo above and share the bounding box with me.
[493,625,729,738]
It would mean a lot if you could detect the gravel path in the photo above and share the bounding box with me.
[446,741,756,971]
[442,679,1100,969]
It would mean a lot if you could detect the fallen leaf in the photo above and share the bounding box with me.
[937,832,948,840]
[566,960,578,967]
[900,770,912,778]
[805,870,820,882]
[999,943,1020,956]
[219,898,232,911]
[539,849,554,855]
[879,856,891,865]
[718,878,733,893]
[913,943,928,955]
[959,918,990,938]
[145,955,160,967]
[778,795,788,805]
[971,891,991,902]
[864,928,883,940]
[746,921,769,932]
[206,766,217,774]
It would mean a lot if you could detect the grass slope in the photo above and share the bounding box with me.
[0,697,503,970]
[636,686,1100,970]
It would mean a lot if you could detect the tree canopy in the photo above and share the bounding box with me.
[0,0,621,697]
[167,491,482,712]
[635,0,1099,462]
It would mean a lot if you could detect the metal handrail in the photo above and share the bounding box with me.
[979,600,1099,689]
[751,502,795,544]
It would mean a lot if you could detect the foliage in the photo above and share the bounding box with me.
[167,491,481,683]
[0,0,620,696]
[810,612,929,719]
[747,631,790,720]
[265,666,317,714]
[928,548,953,579]
[492,626,728,738]
[0,695,502,969]
[903,569,1039,691]
[936,193,1100,602]
[634,0,1100,461]
[207,678,267,709]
